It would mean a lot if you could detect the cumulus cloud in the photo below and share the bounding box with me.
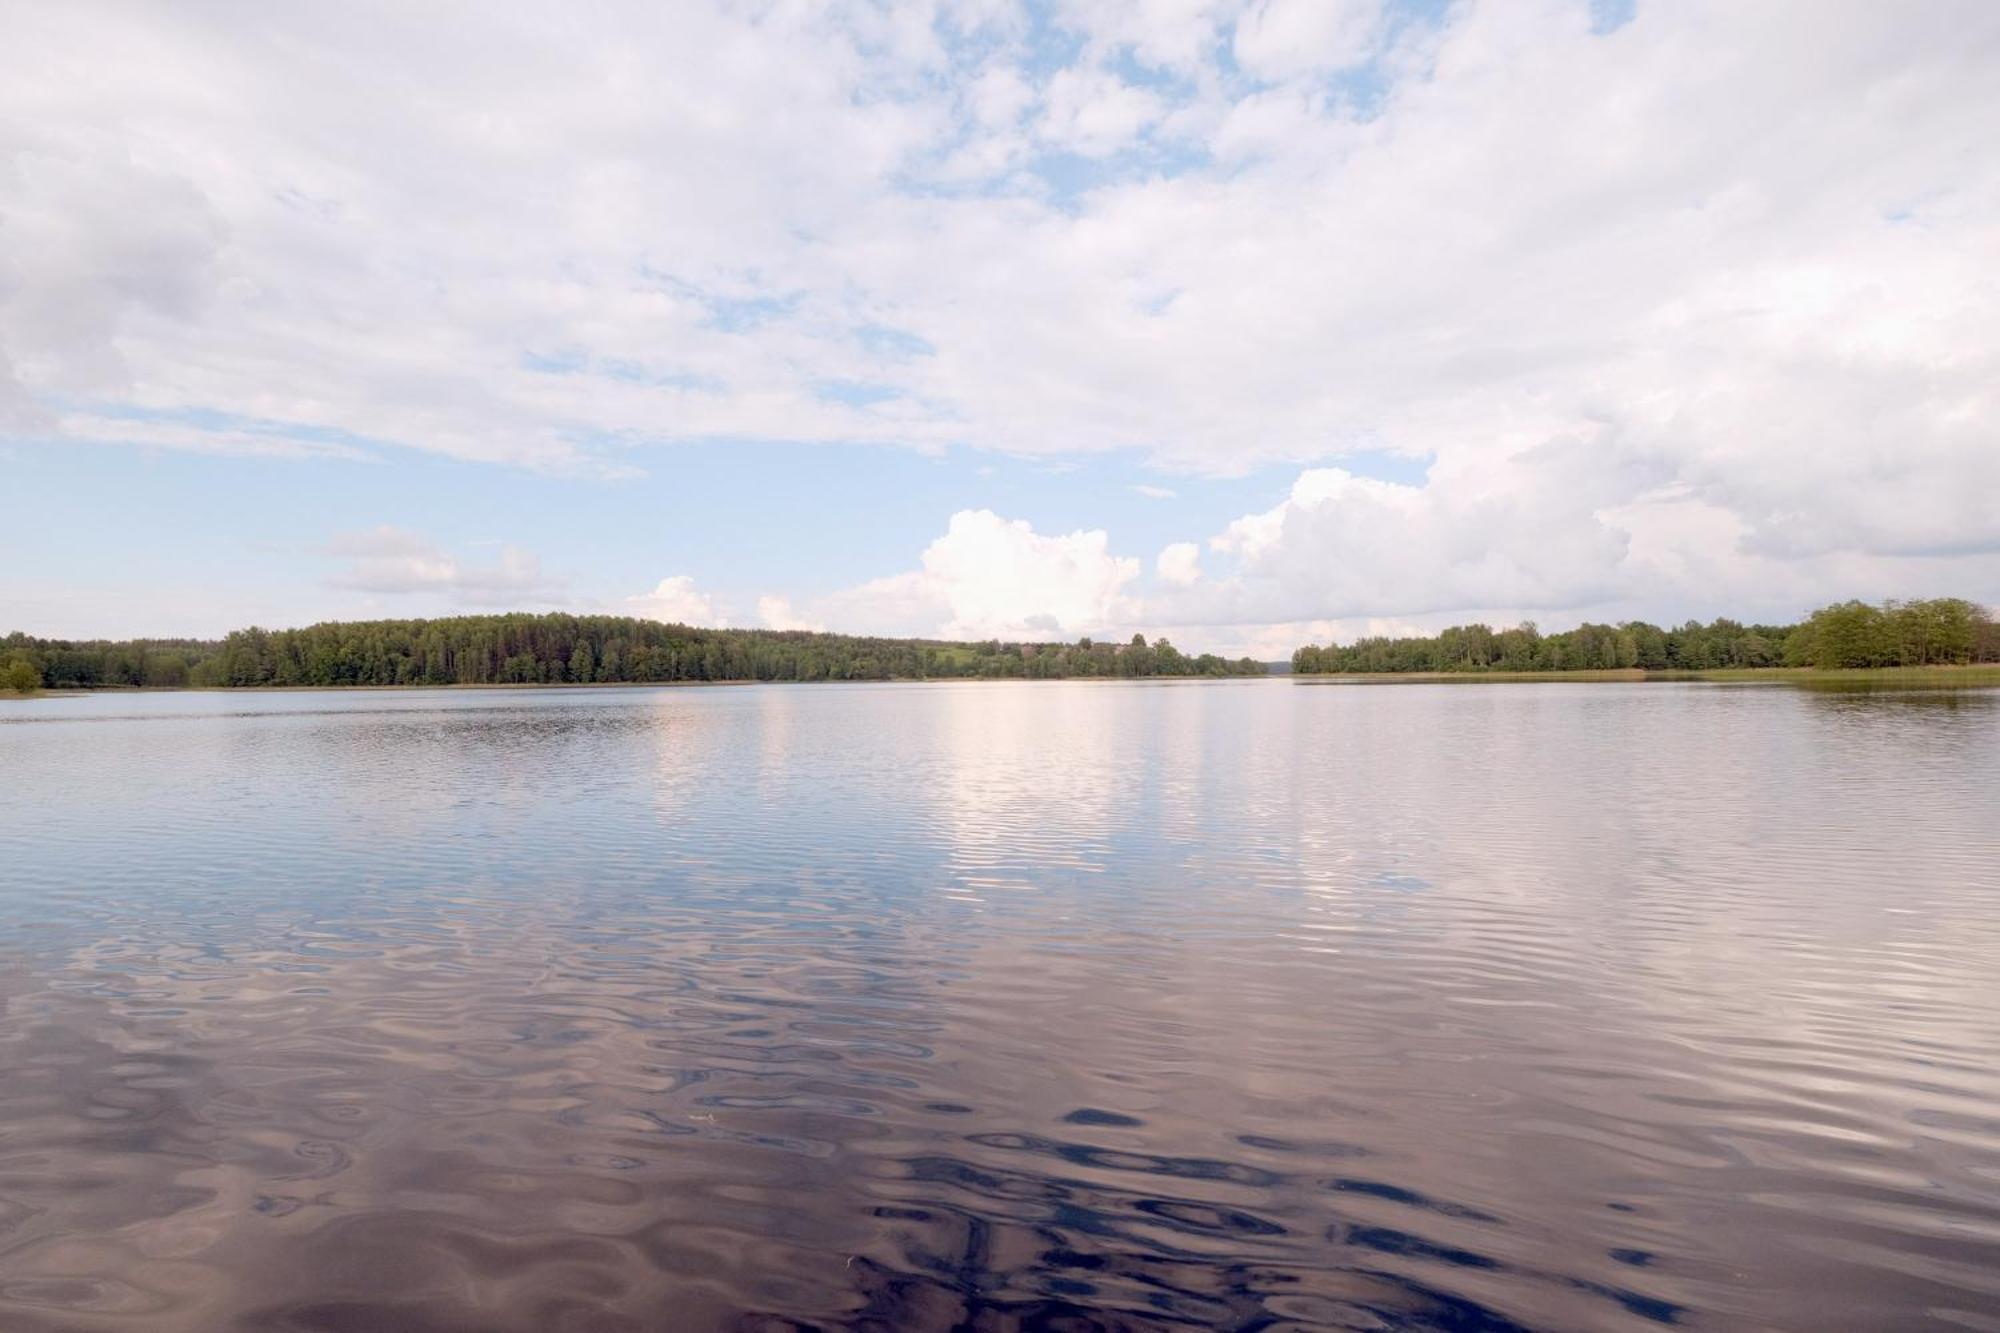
[627,576,723,627]
[1157,541,1202,587]
[1232,0,1382,82]
[1037,66,1166,157]
[325,526,559,604]
[803,509,1138,640]
[1195,464,1631,620]
[757,595,824,632]
[922,510,1139,638]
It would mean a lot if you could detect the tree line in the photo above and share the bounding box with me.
[1291,598,1998,674]
[3,616,1265,691]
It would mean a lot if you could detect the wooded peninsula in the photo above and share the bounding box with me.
[1,616,1265,691]
[1290,598,1998,674]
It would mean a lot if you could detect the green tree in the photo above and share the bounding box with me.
[1804,601,1895,668]
[5,659,41,693]
[1890,597,1978,666]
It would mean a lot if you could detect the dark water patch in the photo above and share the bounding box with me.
[1063,1108,1145,1128]
[1342,1225,1498,1269]
[1326,1177,1501,1223]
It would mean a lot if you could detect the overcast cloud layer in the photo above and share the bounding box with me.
[3,0,1996,650]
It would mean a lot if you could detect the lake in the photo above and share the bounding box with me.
[1,680,1997,1331]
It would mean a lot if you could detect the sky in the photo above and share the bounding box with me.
[2,0,1996,657]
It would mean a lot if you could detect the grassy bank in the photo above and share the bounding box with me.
[1295,669,1649,683]
[1691,664,2000,686]
[1296,664,2000,686]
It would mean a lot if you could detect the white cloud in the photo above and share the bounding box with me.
[59,412,369,459]
[924,509,1139,638]
[1055,0,1234,76]
[1157,540,1202,586]
[325,526,559,605]
[326,526,437,561]
[966,65,1034,131]
[0,136,225,400]
[1132,483,1177,499]
[1232,0,1382,82]
[1037,66,1165,158]
[627,575,722,627]
[757,594,824,632]
[1191,463,1631,621]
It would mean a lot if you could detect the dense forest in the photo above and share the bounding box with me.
[1,616,1265,691]
[1291,598,1998,674]
[7,598,1992,694]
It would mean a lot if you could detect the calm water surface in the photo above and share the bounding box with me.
[2,680,1997,1331]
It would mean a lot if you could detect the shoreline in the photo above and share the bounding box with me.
[5,674,1286,698]
[1293,664,2000,686]
[12,664,2000,699]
